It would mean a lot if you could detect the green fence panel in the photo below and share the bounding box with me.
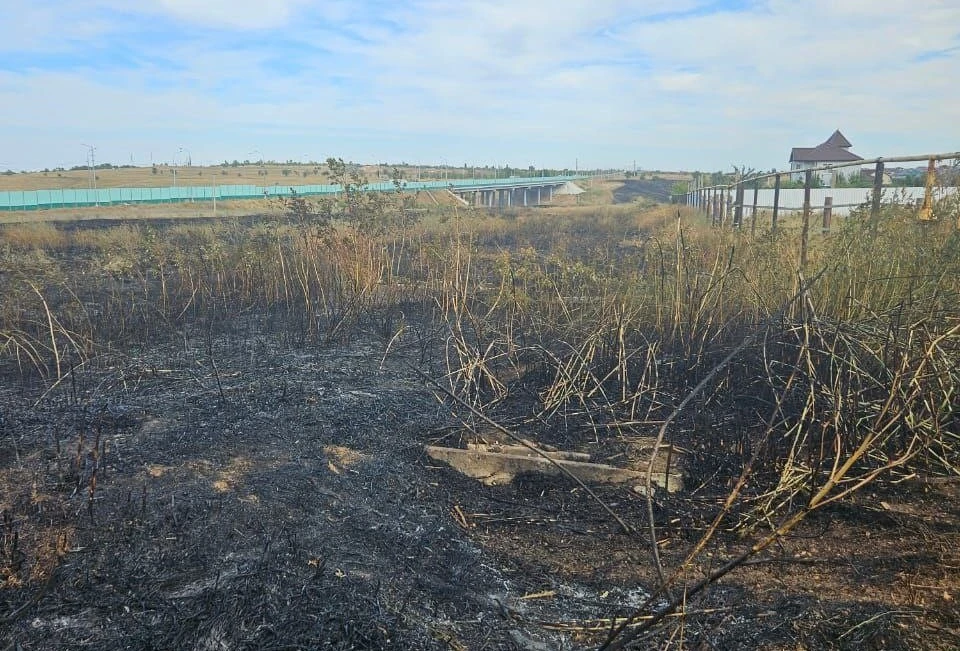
[0,176,580,210]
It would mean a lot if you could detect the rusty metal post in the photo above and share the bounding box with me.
[733,182,744,228]
[822,196,833,234]
[800,170,812,270]
[750,180,759,235]
[870,160,884,224]
[772,174,781,232]
[919,157,936,221]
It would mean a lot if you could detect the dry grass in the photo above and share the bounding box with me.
[0,199,282,224]
[0,163,597,192]
[0,223,67,249]
[0,193,457,225]
[0,163,340,191]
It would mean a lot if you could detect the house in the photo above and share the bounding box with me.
[861,168,893,185]
[789,130,864,185]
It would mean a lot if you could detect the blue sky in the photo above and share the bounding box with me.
[1,0,958,172]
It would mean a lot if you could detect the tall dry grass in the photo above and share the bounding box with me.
[0,194,956,479]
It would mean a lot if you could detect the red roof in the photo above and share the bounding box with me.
[822,130,852,148]
[790,130,863,163]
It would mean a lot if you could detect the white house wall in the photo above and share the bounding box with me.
[790,163,865,185]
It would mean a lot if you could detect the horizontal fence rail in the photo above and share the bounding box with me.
[0,175,581,211]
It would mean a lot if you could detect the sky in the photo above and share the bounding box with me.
[0,0,958,173]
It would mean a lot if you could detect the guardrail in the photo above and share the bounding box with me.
[0,175,581,211]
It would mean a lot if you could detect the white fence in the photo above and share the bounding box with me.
[746,186,957,216]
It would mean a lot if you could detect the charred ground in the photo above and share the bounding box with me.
[2,198,959,649]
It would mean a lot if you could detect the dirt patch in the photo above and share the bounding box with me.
[612,179,677,204]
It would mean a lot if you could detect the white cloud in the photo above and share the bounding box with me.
[0,0,958,171]
[655,72,702,92]
[155,0,313,30]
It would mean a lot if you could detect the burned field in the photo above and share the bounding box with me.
[2,199,959,649]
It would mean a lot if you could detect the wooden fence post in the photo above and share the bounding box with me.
[772,174,781,232]
[800,170,812,270]
[750,180,759,235]
[725,188,732,227]
[733,182,744,228]
[822,196,833,234]
[719,188,726,226]
[919,157,936,221]
[870,160,884,225]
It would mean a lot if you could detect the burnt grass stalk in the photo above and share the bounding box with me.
[1,181,959,648]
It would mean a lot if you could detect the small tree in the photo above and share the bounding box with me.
[323,157,420,236]
[279,189,332,239]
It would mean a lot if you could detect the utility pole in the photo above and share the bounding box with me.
[81,143,98,206]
